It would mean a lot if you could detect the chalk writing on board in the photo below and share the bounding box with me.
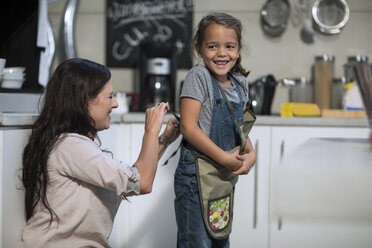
[106,0,193,68]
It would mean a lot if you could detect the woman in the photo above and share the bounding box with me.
[20,58,179,247]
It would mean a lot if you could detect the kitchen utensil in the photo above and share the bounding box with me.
[261,0,291,37]
[354,64,372,128]
[332,78,343,109]
[344,55,369,84]
[314,55,335,109]
[289,77,314,103]
[292,0,314,43]
[312,0,350,35]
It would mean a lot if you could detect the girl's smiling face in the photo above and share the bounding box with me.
[198,23,240,83]
[88,80,118,131]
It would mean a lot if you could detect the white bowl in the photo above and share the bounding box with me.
[3,74,25,80]
[3,67,26,74]
[1,79,24,89]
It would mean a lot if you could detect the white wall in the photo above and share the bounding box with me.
[48,0,372,94]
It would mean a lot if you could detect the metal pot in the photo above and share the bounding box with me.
[312,0,350,35]
[289,77,314,103]
[261,0,291,37]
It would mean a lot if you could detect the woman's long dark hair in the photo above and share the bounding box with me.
[192,12,249,77]
[22,58,111,224]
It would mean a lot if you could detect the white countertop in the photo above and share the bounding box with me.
[0,112,370,128]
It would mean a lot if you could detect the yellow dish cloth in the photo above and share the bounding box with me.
[281,103,321,117]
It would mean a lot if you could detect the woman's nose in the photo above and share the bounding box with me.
[112,97,119,108]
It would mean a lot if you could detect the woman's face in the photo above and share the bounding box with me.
[88,80,118,131]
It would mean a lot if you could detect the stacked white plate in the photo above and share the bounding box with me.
[1,67,26,89]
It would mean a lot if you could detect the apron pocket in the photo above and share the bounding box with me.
[208,194,231,231]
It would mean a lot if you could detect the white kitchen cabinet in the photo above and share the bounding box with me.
[107,123,182,248]
[269,126,371,248]
[110,124,273,248]
[230,126,271,248]
[0,128,30,248]
[270,126,370,164]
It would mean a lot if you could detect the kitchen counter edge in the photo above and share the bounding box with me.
[1,112,369,128]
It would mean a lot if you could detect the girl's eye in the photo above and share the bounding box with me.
[207,45,216,49]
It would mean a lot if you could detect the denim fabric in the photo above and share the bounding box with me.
[174,74,244,248]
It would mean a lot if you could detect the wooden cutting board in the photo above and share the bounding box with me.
[322,109,366,118]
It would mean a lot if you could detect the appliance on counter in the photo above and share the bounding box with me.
[249,74,277,115]
[138,42,177,111]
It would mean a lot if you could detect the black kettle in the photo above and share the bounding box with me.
[249,74,277,115]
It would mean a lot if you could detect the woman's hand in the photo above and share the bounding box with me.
[144,102,169,135]
[159,116,180,145]
[135,102,170,194]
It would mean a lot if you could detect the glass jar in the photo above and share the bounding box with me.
[314,55,335,110]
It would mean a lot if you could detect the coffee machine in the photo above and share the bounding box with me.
[138,42,177,111]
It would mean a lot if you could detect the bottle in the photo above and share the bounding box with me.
[314,55,335,110]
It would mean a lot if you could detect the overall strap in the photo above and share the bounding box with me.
[213,75,247,154]
[215,82,242,137]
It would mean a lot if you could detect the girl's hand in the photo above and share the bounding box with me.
[232,150,256,175]
[223,147,243,172]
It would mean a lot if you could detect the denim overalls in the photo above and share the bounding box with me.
[174,74,244,248]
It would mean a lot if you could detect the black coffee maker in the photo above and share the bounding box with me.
[138,42,177,111]
[249,74,277,115]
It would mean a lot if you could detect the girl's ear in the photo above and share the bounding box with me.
[196,49,202,58]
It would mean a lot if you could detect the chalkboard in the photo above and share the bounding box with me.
[106,0,193,69]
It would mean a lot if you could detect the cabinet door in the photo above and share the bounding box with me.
[230,126,271,248]
[1,129,30,248]
[270,126,372,248]
[109,124,182,248]
[271,126,370,165]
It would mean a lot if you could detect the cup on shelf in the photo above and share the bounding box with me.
[1,67,26,89]
[0,58,6,81]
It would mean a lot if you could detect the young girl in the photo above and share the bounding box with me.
[174,13,256,247]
